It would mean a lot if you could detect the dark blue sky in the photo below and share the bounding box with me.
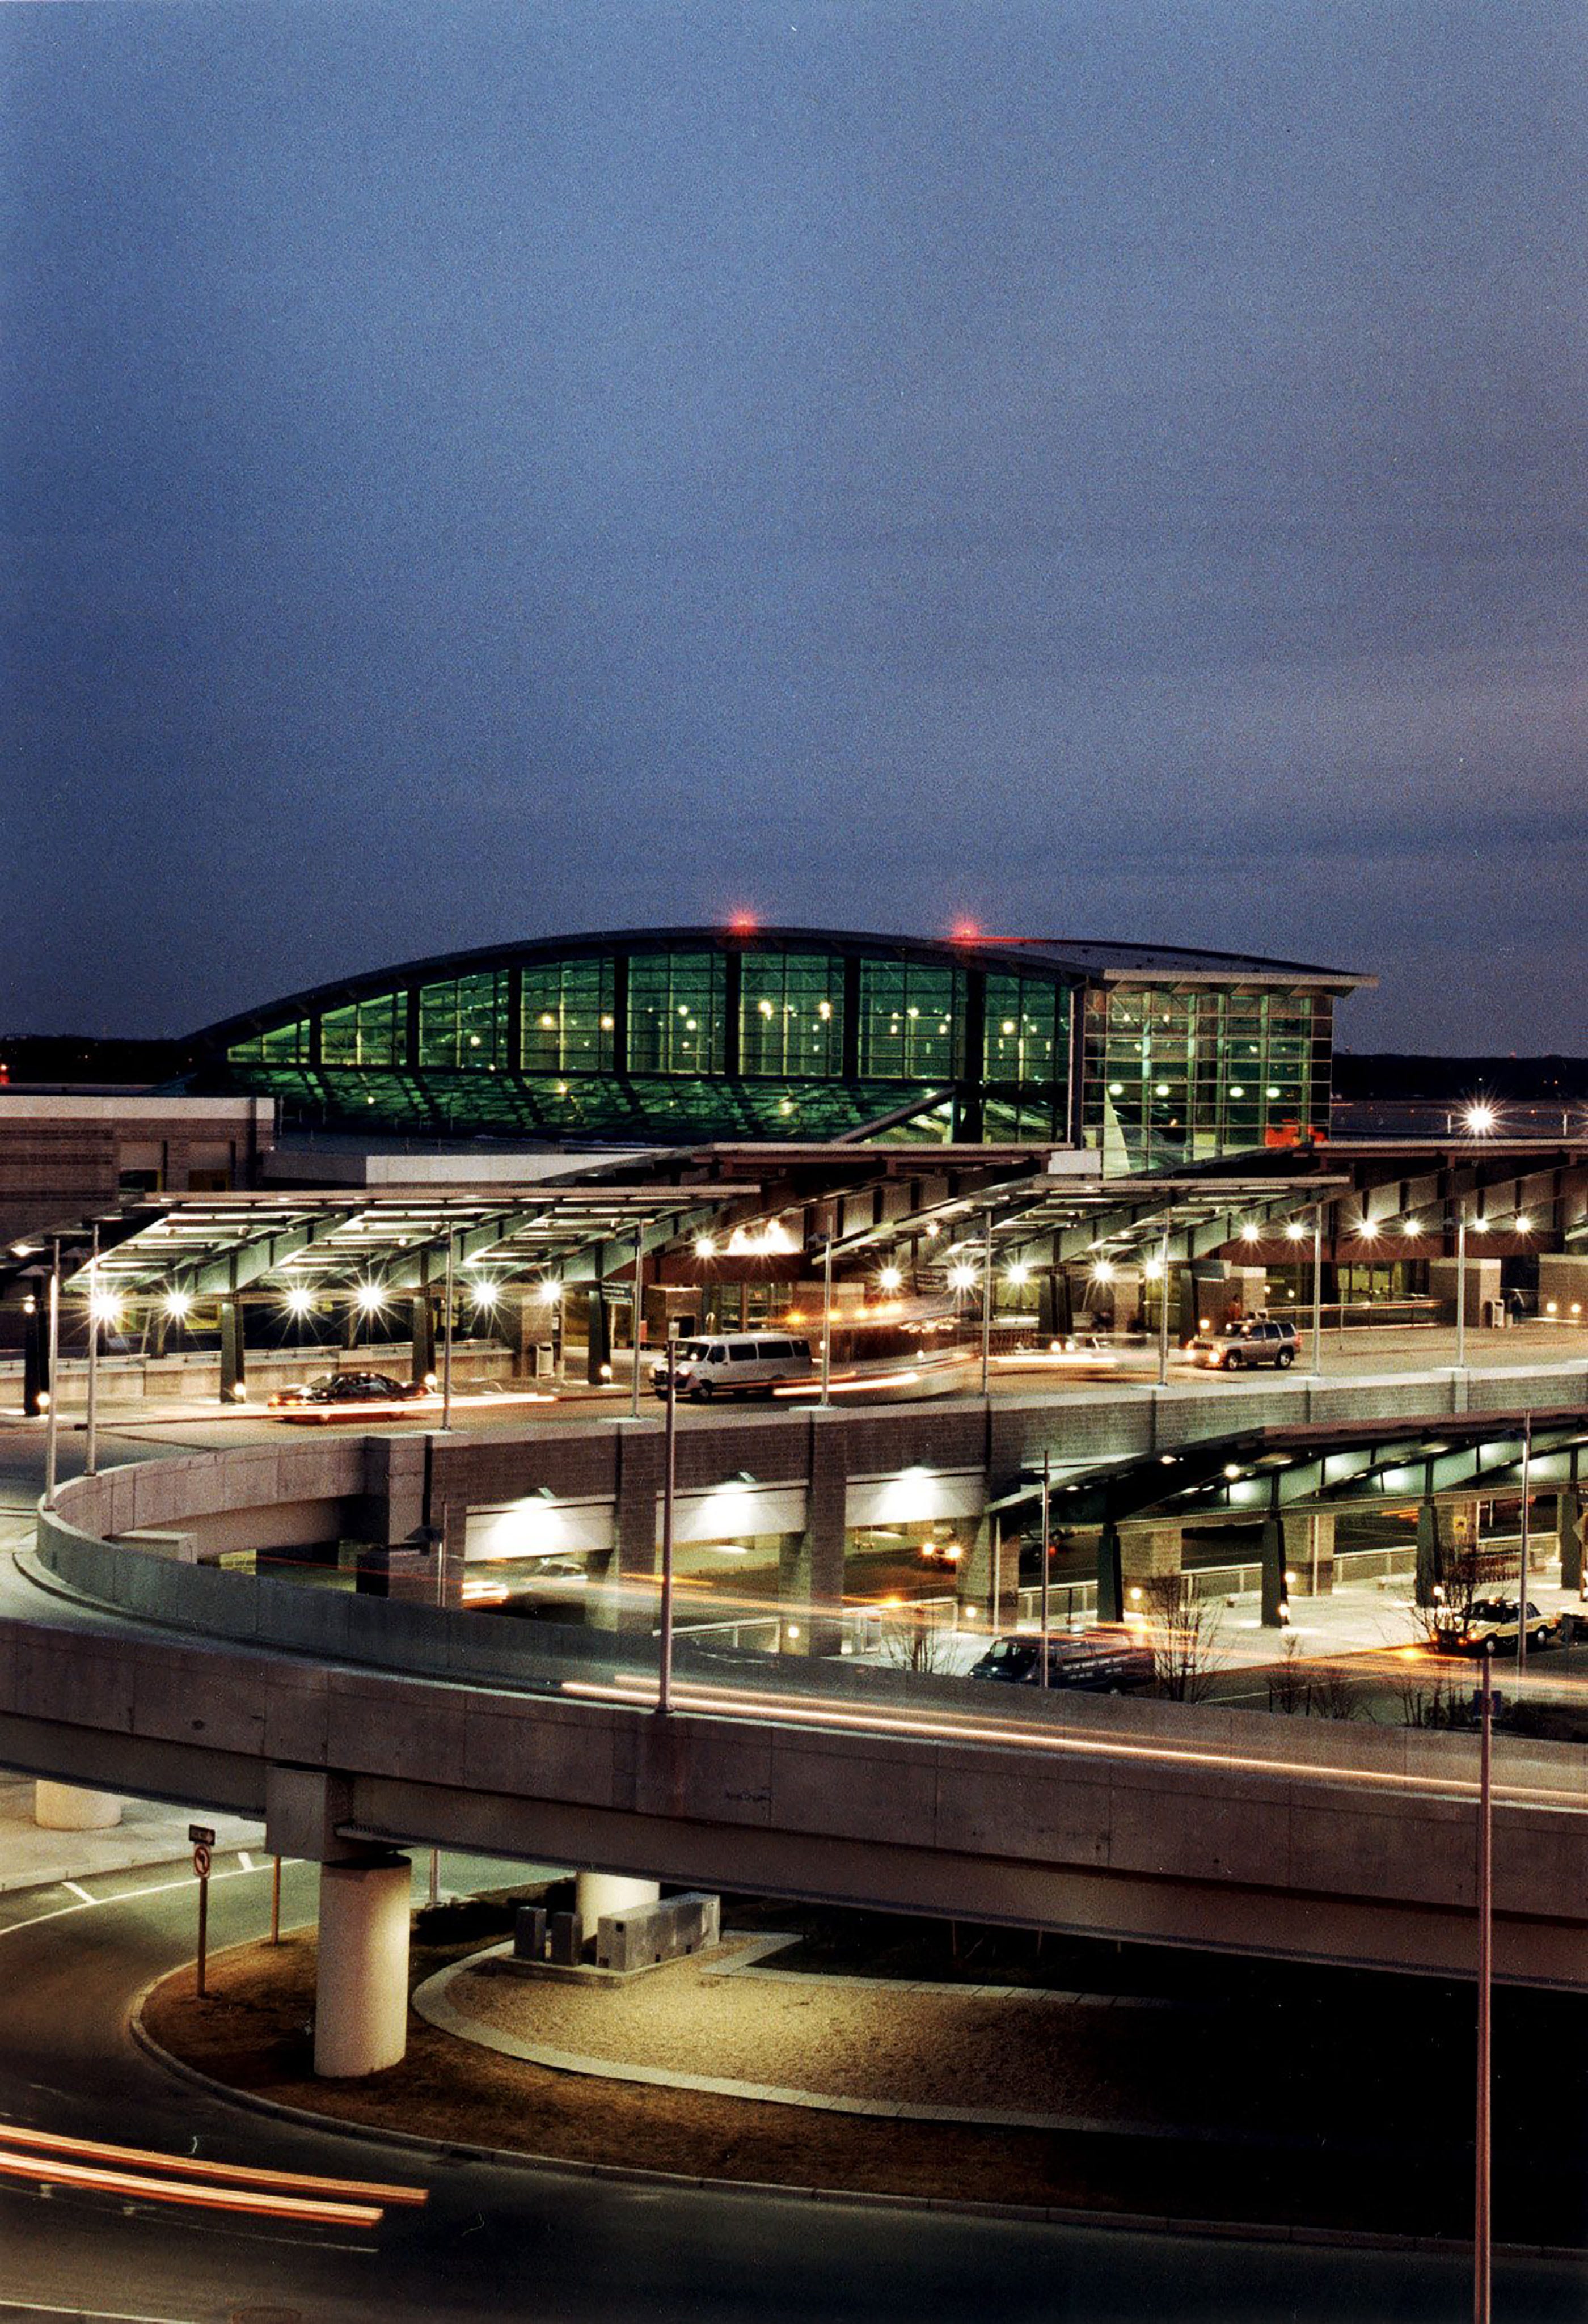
[4,2,1584,1050]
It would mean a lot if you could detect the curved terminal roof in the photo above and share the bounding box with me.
[187,925,1372,1051]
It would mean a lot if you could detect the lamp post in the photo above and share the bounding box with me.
[440,1231,455,1433]
[819,1237,834,1409]
[1516,1410,1532,1682]
[1474,1647,1494,2324]
[630,1224,644,1419]
[1155,1214,1172,1390]
[1039,1448,1051,1689]
[1455,1207,1469,1374]
[657,1322,679,1714]
[43,1240,60,1510]
[979,1209,994,1399]
[1310,1204,1324,1379]
[84,1224,100,1480]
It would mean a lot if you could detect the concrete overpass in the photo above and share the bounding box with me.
[2,1351,1586,2076]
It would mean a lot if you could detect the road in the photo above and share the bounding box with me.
[0,1858,1582,2324]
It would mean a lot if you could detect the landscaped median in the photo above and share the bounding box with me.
[134,1887,1587,2248]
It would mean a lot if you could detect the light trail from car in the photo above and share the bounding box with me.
[559,1670,1586,1811]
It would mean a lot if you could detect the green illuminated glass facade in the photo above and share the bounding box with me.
[205,932,1349,1160]
[1080,986,1331,1171]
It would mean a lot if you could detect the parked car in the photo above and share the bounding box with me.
[651,1332,813,1400]
[1432,1597,1559,1655]
[268,1370,427,1412]
[969,1627,1156,1691]
[1187,1317,1298,1372]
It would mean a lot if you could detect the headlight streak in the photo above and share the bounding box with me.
[558,1673,1582,1811]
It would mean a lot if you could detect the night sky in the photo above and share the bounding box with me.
[4,3,1584,1051]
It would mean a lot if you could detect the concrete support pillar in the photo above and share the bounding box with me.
[1429,1258,1500,1328]
[33,1780,121,1831]
[1096,1523,1124,1625]
[1556,1493,1584,1595]
[1282,1510,1335,1597]
[314,1857,412,2078]
[1118,1523,1182,1591]
[964,1513,1019,1632]
[780,1413,848,1657]
[409,1294,435,1387]
[575,1871,658,1935]
[592,1420,661,1633]
[586,1289,610,1385]
[1260,1514,1286,1626]
[1415,1499,1441,1607]
[219,1297,246,1404]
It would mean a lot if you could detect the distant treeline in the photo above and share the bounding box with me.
[1334,1054,1588,1101]
[0,1034,184,1084]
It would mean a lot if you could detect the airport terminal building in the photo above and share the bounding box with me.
[191,924,1367,1171]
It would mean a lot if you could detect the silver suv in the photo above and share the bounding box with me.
[1188,1317,1299,1372]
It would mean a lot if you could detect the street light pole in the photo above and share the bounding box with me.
[1039,1448,1051,1689]
[1155,1214,1172,1390]
[630,1225,644,1420]
[440,1231,455,1433]
[657,1322,678,1714]
[1474,1647,1494,2324]
[1310,1203,1324,1379]
[1455,1207,1468,1374]
[979,1209,994,1399]
[43,1240,60,1510]
[84,1224,100,1480]
[819,1237,834,1409]
[1517,1410,1532,1682]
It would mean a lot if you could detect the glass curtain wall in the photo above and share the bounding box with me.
[1083,985,1327,1171]
[419,971,508,1068]
[319,992,402,1066]
[627,952,727,1075]
[521,958,616,1074]
[856,960,962,1081]
[981,973,1071,1140]
[738,951,843,1077]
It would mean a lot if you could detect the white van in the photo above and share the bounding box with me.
[651,1331,814,1401]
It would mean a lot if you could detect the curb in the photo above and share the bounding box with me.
[125,1968,1584,2266]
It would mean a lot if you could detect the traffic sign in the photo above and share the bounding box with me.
[188,1823,215,1846]
[191,1842,212,1879]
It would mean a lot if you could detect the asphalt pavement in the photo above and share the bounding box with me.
[0,1857,1583,2324]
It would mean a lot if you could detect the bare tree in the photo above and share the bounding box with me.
[1139,1574,1227,1702]
[876,1604,962,1675]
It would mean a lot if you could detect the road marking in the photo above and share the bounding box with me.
[0,1862,265,1946]
[62,1880,96,1905]
[237,1848,254,1870]
[0,2296,201,2323]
